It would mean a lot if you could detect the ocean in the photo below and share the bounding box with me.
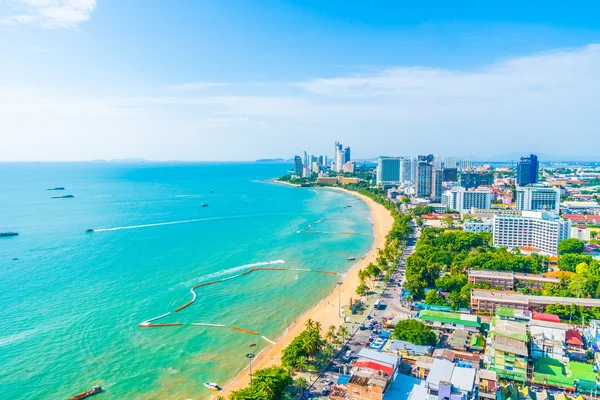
[0,162,374,399]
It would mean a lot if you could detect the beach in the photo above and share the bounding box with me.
[218,186,394,398]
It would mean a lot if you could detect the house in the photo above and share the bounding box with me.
[425,358,477,399]
[346,350,401,400]
[476,369,497,400]
[530,320,569,360]
[486,319,529,382]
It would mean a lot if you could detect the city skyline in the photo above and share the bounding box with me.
[2,2,600,161]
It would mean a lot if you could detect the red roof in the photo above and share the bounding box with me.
[566,329,584,346]
[532,312,561,323]
[353,360,394,376]
[565,215,600,224]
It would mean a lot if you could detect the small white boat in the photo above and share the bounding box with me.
[204,382,222,391]
[347,257,356,261]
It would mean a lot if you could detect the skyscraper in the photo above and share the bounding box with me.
[460,171,493,189]
[343,147,351,164]
[294,156,303,175]
[416,162,433,197]
[444,156,457,169]
[400,158,412,183]
[431,169,443,202]
[376,157,402,187]
[517,154,539,186]
[442,168,458,182]
[458,159,472,171]
[334,142,343,172]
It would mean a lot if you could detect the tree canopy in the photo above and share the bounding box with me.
[558,238,585,255]
[392,319,437,346]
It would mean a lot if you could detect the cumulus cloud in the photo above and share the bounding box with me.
[0,0,97,29]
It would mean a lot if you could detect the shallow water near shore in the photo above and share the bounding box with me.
[0,162,373,399]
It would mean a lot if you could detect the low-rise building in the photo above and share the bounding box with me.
[467,270,559,291]
[476,369,498,400]
[463,220,493,233]
[471,289,600,313]
[486,319,529,382]
[417,309,481,333]
[425,358,477,399]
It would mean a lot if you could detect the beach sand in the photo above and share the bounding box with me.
[217,187,394,398]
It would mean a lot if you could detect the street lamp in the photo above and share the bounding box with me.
[337,282,343,317]
[246,353,255,385]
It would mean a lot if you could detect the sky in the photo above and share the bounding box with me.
[1,1,600,162]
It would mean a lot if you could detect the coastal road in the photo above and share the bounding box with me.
[303,228,418,399]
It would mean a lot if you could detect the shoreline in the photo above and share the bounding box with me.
[217,185,394,398]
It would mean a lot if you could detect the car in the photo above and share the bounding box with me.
[359,324,366,330]
[321,388,330,396]
[324,379,332,385]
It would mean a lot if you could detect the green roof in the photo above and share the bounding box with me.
[496,306,516,318]
[470,334,485,349]
[488,366,527,383]
[418,310,481,328]
[533,357,575,389]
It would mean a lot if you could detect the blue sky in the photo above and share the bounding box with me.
[1,1,599,161]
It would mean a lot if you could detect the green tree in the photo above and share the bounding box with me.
[392,319,437,346]
[558,238,585,255]
[424,290,447,306]
[294,377,309,393]
[440,216,454,229]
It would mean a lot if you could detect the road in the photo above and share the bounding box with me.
[303,226,418,398]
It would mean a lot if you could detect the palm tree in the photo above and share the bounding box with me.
[337,325,349,340]
[328,324,337,336]
[305,319,315,330]
[294,377,309,393]
[314,321,322,333]
[325,330,334,343]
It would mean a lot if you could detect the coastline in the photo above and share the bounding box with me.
[217,185,394,398]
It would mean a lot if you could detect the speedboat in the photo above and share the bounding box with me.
[86,229,94,233]
[68,385,102,399]
[0,232,19,237]
[200,203,209,207]
[347,257,356,261]
[204,382,222,391]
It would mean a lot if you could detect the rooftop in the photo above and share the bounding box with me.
[418,310,481,328]
[493,335,528,357]
[472,289,600,308]
[493,318,528,342]
[358,348,399,367]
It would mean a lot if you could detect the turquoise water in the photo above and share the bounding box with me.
[0,163,373,399]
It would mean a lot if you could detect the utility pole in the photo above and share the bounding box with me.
[338,281,343,317]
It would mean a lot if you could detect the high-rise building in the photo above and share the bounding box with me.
[444,156,457,169]
[319,155,327,168]
[343,147,351,164]
[492,211,570,256]
[342,161,355,174]
[458,159,472,171]
[517,154,539,186]
[418,154,434,163]
[516,186,561,213]
[442,186,492,213]
[293,156,303,175]
[442,168,458,182]
[400,158,412,183]
[460,171,494,189]
[416,162,433,197]
[431,169,444,202]
[410,157,417,183]
[334,142,344,172]
[376,157,402,187]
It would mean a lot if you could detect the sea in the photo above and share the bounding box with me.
[0,162,374,400]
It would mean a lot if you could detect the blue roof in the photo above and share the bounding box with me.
[337,375,351,385]
[388,340,432,355]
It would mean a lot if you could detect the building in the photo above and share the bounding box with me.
[516,186,561,213]
[399,158,412,183]
[460,171,494,189]
[492,211,571,256]
[293,155,303,175]
[530,319,569,360]
[486,319,529,382]
[476,369,498,400]
[424,358,476,399]
[471,289,600,313]
[458,159,472,171]
[442,167,458,182]
[467,270,559,291]
[346,349,400,400]
[319,155,327,168]
[416,162,432,197]
[430,169,443,202]
[377,157,402,188]
[418,154,434,163]
[517,154,539,186]
[463,220,493,233]
[469,208,522,220]
[343,147,351,164]
[417,310,481,333]
[316,177,339,185]
[334,142,344,172]
[572,225,591,241]
[441,186,492,213]
[443,156,457,169]
[343,161,356,174]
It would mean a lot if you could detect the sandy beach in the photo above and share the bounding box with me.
[217,186,394,398]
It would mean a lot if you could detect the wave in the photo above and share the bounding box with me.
[194,260,286,283]
[0,328,39,347]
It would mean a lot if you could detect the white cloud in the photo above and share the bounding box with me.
[0,0,97,29]
[165,82,230,91]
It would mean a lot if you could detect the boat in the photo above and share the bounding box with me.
[347,257,356,261]
[86,229,94,233]
[47,187,65,190]
[51,195,74,199]
[210,191,214,193]
[204,382,221,391]
[0,232,19,237]
[68,385,102,400]
[200,203,209,207]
